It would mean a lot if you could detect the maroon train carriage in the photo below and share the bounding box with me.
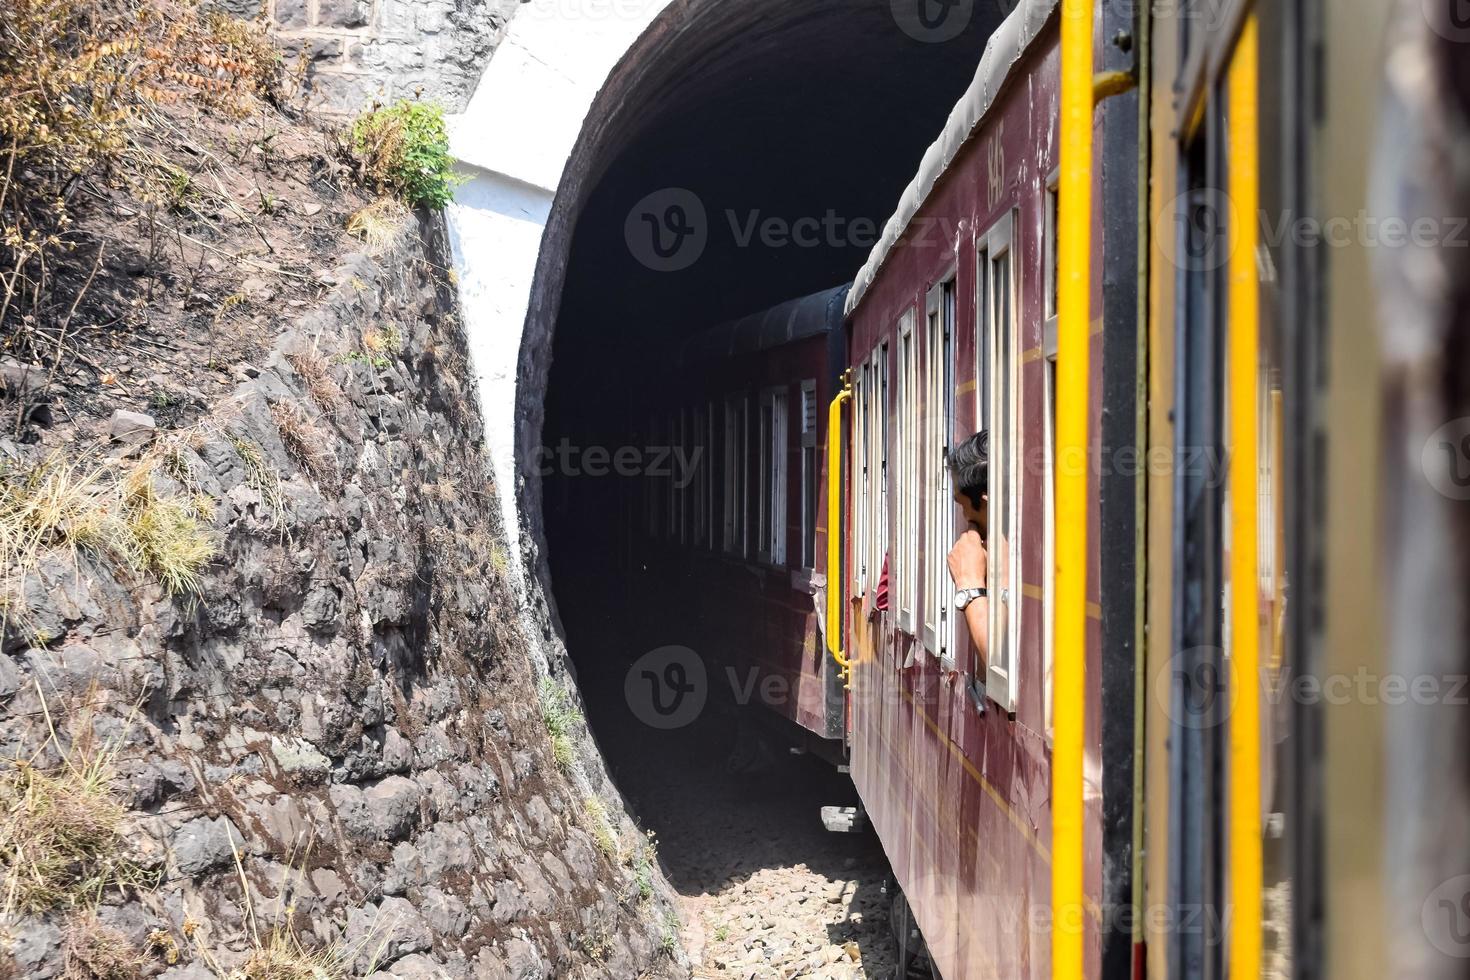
[838,2,1107,977]
[628,285,851,752]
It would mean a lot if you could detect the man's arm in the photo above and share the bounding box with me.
[947,529,989,674]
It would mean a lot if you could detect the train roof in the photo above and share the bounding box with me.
[844,0,1058,316]
[680,283,851,363]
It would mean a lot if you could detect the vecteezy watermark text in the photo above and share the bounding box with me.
[535,438,704,488]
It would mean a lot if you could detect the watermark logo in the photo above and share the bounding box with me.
[891,0,975,42]
[624,645,707,729]
[624,187,707,272]
[1154,646,1237,731]
[1423,875,1470,958]
[1157,187,1237,274]
[1422,417,1470,501]
[1424,0,1470,42]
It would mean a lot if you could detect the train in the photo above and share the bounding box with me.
[613,0,1449,976]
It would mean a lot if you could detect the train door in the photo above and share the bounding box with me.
[1144,2,1317,977]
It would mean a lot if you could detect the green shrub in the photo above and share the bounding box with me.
[350,100,459,209]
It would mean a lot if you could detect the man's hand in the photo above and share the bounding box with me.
[947,529,988,591]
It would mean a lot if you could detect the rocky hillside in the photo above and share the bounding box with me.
[0,3,684,978]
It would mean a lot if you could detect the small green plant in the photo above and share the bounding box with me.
[579,924,612,962]
[363,324,403,357]
[339,350,391,370]
[713,923,729,943]
[539,677,578,774]
[634,859,653,901]
[350,100,460,209]
[660,908,679,956]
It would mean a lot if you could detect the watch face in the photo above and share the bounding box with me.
[953,591,968,610]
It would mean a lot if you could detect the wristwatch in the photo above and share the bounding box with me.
[954,587,987,610]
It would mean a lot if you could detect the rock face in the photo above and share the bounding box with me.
[255,0,523,114]
[0,216,684,978]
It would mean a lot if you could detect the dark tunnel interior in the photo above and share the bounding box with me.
[539,0,1000,827]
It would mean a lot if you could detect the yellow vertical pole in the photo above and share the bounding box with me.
[1054,0,1093,974]
[1227,14,1262,978]
[827,380,853,679]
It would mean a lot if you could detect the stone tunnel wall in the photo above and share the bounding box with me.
[0,215,684,980]
[217,0,522,114]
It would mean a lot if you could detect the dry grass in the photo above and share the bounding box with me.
[230,436,284,521]
[1,0,286,364]
[0,454,216,627]
[582,796,618,861]
[0,690,142,914]
[182,843,390,980]
[268,401,336,489]
[283,349,344,419]
[63,911,144,980]
[345,198,408,254]
[362,323,403,356]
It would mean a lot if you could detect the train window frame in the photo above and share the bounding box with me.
[705,401,717,550]
[758,385,790,566]
[1042,170,1059,736]
[978,210,1020,713]
[858,362,864,599]
[923,272,958,663]
[799,380,819,570]
[673,408,686,545]
[874,342,891,616]
[1043,170,1060,357]
[722,396,748,557]
[896,309,919,634]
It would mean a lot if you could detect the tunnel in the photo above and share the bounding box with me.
[523,0,1004,968]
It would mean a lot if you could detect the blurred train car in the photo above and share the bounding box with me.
[620,0,1470,976]
[628,286,851,749]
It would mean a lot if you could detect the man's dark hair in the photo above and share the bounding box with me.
[949,430,988,510]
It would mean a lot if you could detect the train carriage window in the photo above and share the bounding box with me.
[673,409,685,544]
[645,414,658,538]
[875,343,891,606]
[853,366,869,597]
[741,395,752,558]
[896,309,918,633]
[758,398,773,561]
[1043,174,1059,736]
[980,211,1020,711]
[923,277,957,662]
[723,397,748,556]
[758,387,790,566]
[692,405,706,548]
[800,381,819,569]
[706,401,717,550]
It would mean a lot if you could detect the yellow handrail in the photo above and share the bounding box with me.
[1053,0,1094,973]
[826,378,852,678]
[1227,14,1262,977]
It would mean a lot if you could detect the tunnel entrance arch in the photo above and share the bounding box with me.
[446,0,1004,641]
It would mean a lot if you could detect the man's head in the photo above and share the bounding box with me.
[949,430,988,533]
